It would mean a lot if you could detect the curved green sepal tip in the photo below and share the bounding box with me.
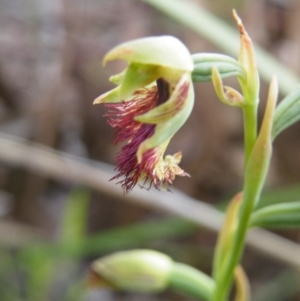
[94,86,121,104]
[103,36,193,71]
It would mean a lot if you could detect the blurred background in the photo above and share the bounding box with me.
[0,0,300,300]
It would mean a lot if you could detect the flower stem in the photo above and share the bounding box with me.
[169,263,215,300]
[212,101,258,301]
[213,196,253,301]
[242,103,258,167]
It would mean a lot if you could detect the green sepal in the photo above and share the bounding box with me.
[93,86,121,104]
[103,36,193,72]
[119,63,161,99]
[192,53,245,82]
[249,201,300,229]
[272,88,300,140]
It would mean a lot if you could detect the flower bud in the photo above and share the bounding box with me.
[90,250,173,293]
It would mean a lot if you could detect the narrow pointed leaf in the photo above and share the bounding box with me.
[94,86,121,104]
[243,76,278,209]
[192,53,245,82]
[250,201,300,229]
[272,88,300,140]
[234,266,250,301]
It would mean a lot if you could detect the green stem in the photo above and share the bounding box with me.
[213,197,253,301]
[242,103,257,166]
[169,263,215,300]
[212,102,258,301]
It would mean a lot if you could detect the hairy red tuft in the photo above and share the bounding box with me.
[104,86,160,192]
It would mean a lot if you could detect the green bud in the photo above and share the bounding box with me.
[91,250,173,293]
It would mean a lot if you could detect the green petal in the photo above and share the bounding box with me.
[119,63,161,99]
[103,36,193,72]
[93,86,121,104]
[136,74,194,162]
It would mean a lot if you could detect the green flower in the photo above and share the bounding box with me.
[94,36,194,192]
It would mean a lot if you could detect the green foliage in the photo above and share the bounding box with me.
[0,204,197,301]
[272,89,300,140]
[192,53,245,82]
[250,201,300,229]
[61,188,90,244]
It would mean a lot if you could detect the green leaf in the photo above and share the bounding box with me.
[249,201,300,229]
[272,89,300,140]
[192,53,245,82]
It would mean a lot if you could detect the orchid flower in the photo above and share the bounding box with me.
[94,36,194,192]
